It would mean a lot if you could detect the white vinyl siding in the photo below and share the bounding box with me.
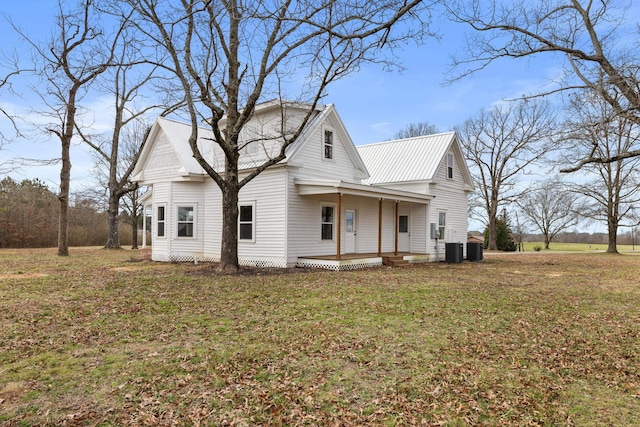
[201,169,287,264]
[169,182,205,256]
[143,133,185,182]
[291,116,363,182]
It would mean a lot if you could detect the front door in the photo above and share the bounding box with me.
[345,209,356,253]
[398,213,410,252]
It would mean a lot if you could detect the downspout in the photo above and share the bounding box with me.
[394,201,399,255]
[337,192,342,260]
[377,198,382,256]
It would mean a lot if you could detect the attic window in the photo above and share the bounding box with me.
[323,130,333,160]
[447,153,454,179]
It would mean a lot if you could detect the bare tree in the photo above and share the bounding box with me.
[20,1,127,256]
[121,185,143,249]
[458,99,556,250]
[394,121,440,139]
[562,92,640,253]
[76,32,163,249]
[516,178,582,249]
[447,0,640,170]
[87,119,151,249]
[122,0,439,271]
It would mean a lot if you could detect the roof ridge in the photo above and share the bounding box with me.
[358,131,455,149]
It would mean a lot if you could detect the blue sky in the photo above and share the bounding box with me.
[0,2,580,200]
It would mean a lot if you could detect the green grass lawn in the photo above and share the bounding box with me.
[1,248,639,426]
[521,241,639,252]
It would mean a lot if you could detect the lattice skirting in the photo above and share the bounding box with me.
[168,253,288,268]
[296,257,384,271]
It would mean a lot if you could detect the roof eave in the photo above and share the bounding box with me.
[295,178,434,204]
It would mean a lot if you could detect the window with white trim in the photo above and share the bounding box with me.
[239,202,255,241]
[438,211,446,240]
[157,205,166,238]
[177,206,194,237]
[447,153,454,179]
[321,205,334,240]
[323,130,334,160]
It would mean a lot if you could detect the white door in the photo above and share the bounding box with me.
[398,213,410,252]
[345,209,356,253]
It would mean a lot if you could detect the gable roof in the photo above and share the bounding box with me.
[285,104,369,179]
[131,117,213,181]
[132,102,370,182]
[356,132,473,187]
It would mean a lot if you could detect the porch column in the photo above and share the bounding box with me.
[377,198,382,256]
[394,201,399,255]
[142,204,147,248]
[336,193,342,260]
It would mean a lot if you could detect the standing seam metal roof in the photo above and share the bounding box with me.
[356,132,456,185]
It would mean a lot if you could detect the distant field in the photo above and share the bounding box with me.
[1,248,639,425]
[520,241,639,252]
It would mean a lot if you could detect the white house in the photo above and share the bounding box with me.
[132,101,474,270]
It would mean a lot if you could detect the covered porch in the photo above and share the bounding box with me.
[295,179,434,270]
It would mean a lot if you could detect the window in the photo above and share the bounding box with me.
[438,211,446,240]
[321,205,334,240]
[157,206,165,237]
[239,203,255,241]
[399,215,409,233]
[447,153,454,179]
[240,125,260,156]
[323,130,333,159]
[177,206,194,237]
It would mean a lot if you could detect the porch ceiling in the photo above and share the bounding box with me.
[294,178,433,204]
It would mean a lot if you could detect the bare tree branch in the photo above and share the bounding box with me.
[447,0,640,169]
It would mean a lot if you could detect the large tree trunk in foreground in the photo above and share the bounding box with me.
[219,171,240,272]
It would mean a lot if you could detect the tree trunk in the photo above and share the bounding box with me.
[57,87,75,257]
[544,233,550,249]
[104,190,121,249]
[487,216,497,251]
[606,221,619,253]
[58,137,70,256]
[131,218,138,249]
[219,183,240,271]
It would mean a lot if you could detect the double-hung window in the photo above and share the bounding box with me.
[438,211,446,240]
[157,206,166,238]
[321,205,334,240]
[323,130,333,160]
[239,203,255,241]
[177,206,194,237]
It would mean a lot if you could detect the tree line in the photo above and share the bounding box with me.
[0,177,139,248]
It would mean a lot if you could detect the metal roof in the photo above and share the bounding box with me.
[356,132,456,185]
